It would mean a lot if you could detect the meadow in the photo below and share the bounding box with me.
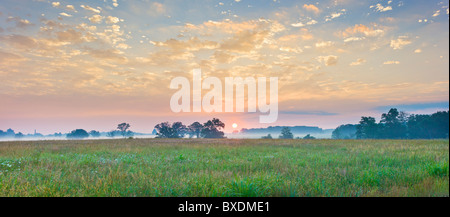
[0,139,448,197]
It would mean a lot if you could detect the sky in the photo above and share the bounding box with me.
[0,0,449,134]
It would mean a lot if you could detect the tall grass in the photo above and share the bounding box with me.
[0,139,448,197]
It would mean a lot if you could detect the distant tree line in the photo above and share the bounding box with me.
[0,129,45,139]
[66,122,134,139]
[261,127,316,140]
[154,118,226,139]
[332,109,449,139]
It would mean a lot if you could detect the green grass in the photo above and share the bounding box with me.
[0,139,448,197]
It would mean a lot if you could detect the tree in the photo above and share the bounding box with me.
[172,122,187,138]
[430,111,449,138]
[303,134,316,139]
[262,134,273,139]
[201,118,225,138]
[356,117,379,139]
[407,114,433,139]
[89,130,101,138]
[106,130,117,138]
[154,122,187,138]
[15,132,24,139]
[279,127,294,139]
[117,123,131,138]
[188,122,203,138]
[67,129,89,139]
[332,124,357,139]
[380,108,407,139]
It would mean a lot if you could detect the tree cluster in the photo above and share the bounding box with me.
[154,118,226,139]
[332,109,449,139]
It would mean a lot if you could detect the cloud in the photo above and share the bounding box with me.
[105,16,120,24]
[89,15,104,24]
[370,4,393,12]
[384,60,400,65]
[155,37,219,52]
[6,16,34,29]
[81,5,101,13]
[0,50,25,62]
[344,37,365,42]
[390,36,412,50]
[325,10,346,22]
[112,0,119,8]
[51,2,60,8]
[432,10,441,17]
[303,4,320,14]
[375,102,449,112]
[291,22,305,27]
[151,2,166,15]
[414,49,422,53]
[279,110,338,116]
[338,24,385,38]
[85,47,128,63]
[59,12,72,17]
[317,55,338,66]
[55,29,85,43]
[220,30,269,53]
[0,34,37,49]
[350,58,366,66]
[315,41,334,48]
[65,5,77,12]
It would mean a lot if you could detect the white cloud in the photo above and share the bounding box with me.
[317,55,338,66]
[350,58,366,66]
[106,16,120,24]
[384,60,400,65]
[81,5,101,13]
[291,22,305,27]
[315,41,334,48]
[370,4,393,12]
[432,10,441,17]
[303,4,320,14]
[344,37,365,42]
[89,15,104,24]
[307,20,318,25]
[52,2,60,8]
[59,12,72,17]
[390,36,412,50]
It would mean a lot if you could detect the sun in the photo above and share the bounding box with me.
[232,123,238,129]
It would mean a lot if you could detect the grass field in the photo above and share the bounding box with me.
[0,139,448,197]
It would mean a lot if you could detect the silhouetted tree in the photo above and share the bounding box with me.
[303,134,316,139]
[106,130,117,138]
[430,111,449,138]
[380,108,407,139]
[356,117,379,139]
[117,123,131,137]
[172,122,187,138]
[188,122,203,138]
[332,124,357,139]
[407,114,433,139]
[15,132,24,139]
[279,127,294,139]
[67,129,89,139]
[89,130,101,138]
[262,134,273,139]
[201,118,225,138]
[154,122,187,138]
